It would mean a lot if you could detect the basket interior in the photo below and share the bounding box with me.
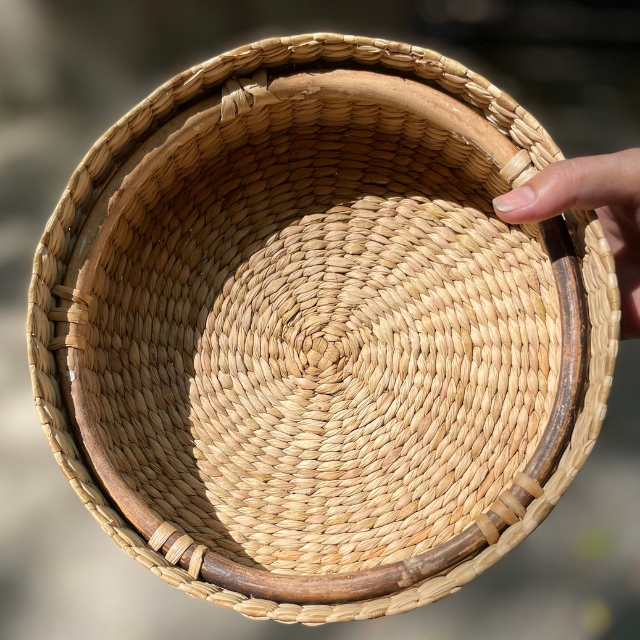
[72,85,561,576]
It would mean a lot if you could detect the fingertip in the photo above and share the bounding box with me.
[492,205,520,223]
[492,186,541,223]
[492,186,536,213]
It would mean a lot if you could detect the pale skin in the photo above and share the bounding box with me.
[492,148,640,340]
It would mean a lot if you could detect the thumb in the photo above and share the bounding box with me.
[492,149,640,223]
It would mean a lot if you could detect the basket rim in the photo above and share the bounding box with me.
[58,67,587,605]
[27,33,619,623]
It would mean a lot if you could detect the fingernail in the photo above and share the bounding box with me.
[493,186,536,213]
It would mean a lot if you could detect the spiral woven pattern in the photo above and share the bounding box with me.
[193,197,557,575]
[28,34,619,623]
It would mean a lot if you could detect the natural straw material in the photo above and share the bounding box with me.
[28,35,619,624]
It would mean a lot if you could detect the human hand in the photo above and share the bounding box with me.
[493,149,640,340]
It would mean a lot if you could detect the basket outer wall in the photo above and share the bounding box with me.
[27,34,620,624]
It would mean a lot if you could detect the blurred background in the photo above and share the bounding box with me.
[2,0,640,638]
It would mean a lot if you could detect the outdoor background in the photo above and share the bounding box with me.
[2,1,640,638]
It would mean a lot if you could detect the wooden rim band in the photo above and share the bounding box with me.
[51,284,93,306]
[499,490,527,520]
[49,285,91,352]
[166,534,196,565]
[47,306,88,325]
[49,335,86,351]
[499,149,533,183]
[150,522,200,567]
[474,514,500,546]
[148,522,177,551]
[188,545,208,579]
[512,471,544,499]
[489,499,520,526]
[221,69,279,121]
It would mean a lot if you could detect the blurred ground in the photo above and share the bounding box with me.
[2,1,640,638]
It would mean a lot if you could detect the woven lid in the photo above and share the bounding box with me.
[28,34,619,624]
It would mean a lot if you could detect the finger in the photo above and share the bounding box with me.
[614,255,640,340]
[492,148,640,223]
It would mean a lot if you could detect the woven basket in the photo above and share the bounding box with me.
[28,34,620,624]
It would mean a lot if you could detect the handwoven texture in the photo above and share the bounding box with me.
[28,34,619,623]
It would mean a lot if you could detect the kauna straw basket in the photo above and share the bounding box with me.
[28,34,620,623]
